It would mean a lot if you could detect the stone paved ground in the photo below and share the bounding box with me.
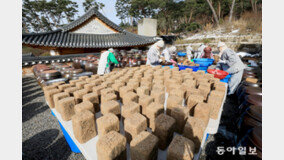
[22,75,84,160]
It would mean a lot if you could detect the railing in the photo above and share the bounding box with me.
[22,53,100,67]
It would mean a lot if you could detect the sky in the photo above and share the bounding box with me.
[75,0,121,25]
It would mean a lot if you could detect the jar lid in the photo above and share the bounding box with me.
[71,69,83,74]
[40,70,61,78]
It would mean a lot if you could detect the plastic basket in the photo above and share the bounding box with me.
[220,74,232,83]
[198,66,209,71]
[177,52,186,57]
[207,69,229,79]
[193,58,214,66]
[162,65,174,69]
[178,65,199,72]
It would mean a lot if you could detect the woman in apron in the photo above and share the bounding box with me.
[216,42,246,95]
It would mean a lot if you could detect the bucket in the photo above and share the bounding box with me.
[192,58,214,67]
[178,65,199,72]
[220,74,231,83]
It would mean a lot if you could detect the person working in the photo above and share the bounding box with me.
[97,48,119,75]
[194,43,206,59]
[186,45,193,60]
[216,42,245,95]
[161,45,177,62]
[201,46,214,59]
[146,40,165,66]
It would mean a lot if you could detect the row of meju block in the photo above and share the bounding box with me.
[42,65,226,160]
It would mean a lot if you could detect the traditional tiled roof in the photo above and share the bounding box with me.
[22,8,157,48]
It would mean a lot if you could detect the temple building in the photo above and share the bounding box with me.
[22,7,158,55]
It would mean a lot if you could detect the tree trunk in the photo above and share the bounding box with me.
[206,0,220,27]
[218,1,221,19]
[188,11,193,24]
[229,0,236,22]
[250,0,257,13]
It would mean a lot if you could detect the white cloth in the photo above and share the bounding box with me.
[155,40,165,48]
[228,70,243,95]
[97,51,110,75]
[146,45,160,66]
[162,46,176,62]
[186,45,193,60]
[195,44,206,59]
[217,42,226,48]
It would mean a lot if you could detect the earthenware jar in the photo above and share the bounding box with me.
[72,58,82,69]
[85,61,98,74]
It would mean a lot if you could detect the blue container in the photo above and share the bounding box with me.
[59,121,81,153]
[178,65,199,72]
[51,110,56,117]
[193,58,214,66]
[220,74,232,83]
[177,52,187,57]
[198,66,209,71]
[162,65,174,69]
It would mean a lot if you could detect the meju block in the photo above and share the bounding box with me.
[170,106,190,134]
[136,86,150,96]
[167,135,195,160]
[58,84,73,92]
[53,92,70,113]
[121,101,140,120]
[82,92,99,112]
[139,95,154,115]
[119,86,134,99]
[145,102,164,130]
[166,95,183,115]
[153,114,176,150]
[187,94,204,115]
[57,97,76,121]
[101,100,120,117]
[74,101,94,114]
[64,87,78,96]
[96,131,126,160]
[101,93,117,104]
[130,131,159,160]
[84,83,97,92]
[45,88,60,108]
[101,88,115,97]
[183,116,206,152]
[151,89,165,105]
[194,102,211,126]
[124,113,147,143]
[72,110,96,144]
[97,113,120,137]
[122,91,138,104]
[169,88,185,99]
[76,81,88,89]
[73,89,88,104]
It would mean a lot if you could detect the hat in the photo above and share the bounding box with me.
[169,46,177,52]
[108,48,114,52]
[204,46,212,53]
[217,42,226,48]
[155,40,165,48]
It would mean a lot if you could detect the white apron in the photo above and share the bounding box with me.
[97,51,110,75]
